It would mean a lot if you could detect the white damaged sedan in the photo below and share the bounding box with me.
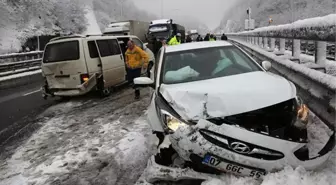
[134,41,335,184]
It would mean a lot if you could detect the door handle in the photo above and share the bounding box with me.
[97,64,102,67]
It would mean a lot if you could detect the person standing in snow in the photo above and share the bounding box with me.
[125,40,149,100]
[221,33,228,41]
[196,35,203,42]
[167,33,182,45]
[204,33,210,41]
[186,35,192,43]
[209,34,216,41]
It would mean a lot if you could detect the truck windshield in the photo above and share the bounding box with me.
[149,24,168,32]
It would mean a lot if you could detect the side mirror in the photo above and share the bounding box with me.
[262,61,272,71]
[134,77,155,88]
[143,42,148,50]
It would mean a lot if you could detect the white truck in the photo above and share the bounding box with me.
[103,20,149,42]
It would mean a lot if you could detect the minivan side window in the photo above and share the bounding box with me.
[96,39,121,57]
[87,41,99,58]
[108,39,121,55]
[43,41,79,63]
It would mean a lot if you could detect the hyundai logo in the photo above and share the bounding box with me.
[230,142,251,154]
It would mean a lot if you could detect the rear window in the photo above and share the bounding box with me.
[43,41,79,63]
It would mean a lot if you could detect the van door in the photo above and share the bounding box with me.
[42,40,87,89]
[83,40,102,76]
[96,39,126,87]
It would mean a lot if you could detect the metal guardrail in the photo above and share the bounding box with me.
[0,51,43,63]
[228,39,335,127]
[0,52,43,76]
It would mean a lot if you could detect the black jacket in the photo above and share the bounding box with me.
[186,36,192,43]
[221,34,228,40]
[196,36,203,41]
[204,35,210,41]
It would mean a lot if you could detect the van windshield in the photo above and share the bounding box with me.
[43,40,79,63]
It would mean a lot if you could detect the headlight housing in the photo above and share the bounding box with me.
[160,109,188,133]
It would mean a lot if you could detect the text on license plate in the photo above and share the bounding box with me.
[202,154,266,179]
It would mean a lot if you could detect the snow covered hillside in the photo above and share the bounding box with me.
[217,0,336,32]
[0,0,155,54]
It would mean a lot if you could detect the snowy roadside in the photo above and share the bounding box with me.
[0,87,156,185]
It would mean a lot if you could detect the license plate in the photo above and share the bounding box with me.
[202,154,266,179]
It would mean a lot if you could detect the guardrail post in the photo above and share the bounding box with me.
[269,38,275,52]
[263,37,268,49]
[258,37,263,47]
[315,41,326,66]
[275,38,286,56]
[254,37,258,45]
[290,39,301,61]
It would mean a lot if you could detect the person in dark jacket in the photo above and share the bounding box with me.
[204,33,210,41]
[186,35,192,43]
[196,35,203,41]
[221,33,228,41]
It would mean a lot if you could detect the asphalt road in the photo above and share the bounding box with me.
[0,80,57,144]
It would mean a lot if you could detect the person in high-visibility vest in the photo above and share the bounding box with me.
[209,34,216,41]
[168,33,182,45]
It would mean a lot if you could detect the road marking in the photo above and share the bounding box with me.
[23,89,41,96]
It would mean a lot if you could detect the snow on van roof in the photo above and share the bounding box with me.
[165,41,232,53]
[107,21,130,28]
[150,19,171,25]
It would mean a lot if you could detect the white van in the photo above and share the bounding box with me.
[41,34,154,98]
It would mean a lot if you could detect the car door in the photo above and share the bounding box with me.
[96,39,126,87]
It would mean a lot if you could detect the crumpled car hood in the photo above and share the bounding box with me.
[159,71,296,121]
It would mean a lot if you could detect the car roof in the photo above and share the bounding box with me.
[165,41,233,53]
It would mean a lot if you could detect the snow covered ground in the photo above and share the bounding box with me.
[0,87,156,185]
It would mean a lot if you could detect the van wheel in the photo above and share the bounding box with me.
[100,87,111,97]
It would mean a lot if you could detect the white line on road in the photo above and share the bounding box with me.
[23,89,41,96]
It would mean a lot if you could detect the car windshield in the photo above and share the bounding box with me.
[162,46,262,84]
[43,40,79,63]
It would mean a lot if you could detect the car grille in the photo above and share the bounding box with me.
[199,129,284,160]
[207,99,308,142]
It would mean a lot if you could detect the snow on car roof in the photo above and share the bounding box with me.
[165,41,232,53]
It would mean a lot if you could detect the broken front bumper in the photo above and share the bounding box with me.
[169,119,335,173]
[135,156,219,185]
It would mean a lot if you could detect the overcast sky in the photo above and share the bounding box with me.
[130,0,236,29]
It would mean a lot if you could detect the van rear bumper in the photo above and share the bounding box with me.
[44,75,97,97]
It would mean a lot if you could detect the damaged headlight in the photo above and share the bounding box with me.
[294,96,309,128]
[160,109,188,132]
